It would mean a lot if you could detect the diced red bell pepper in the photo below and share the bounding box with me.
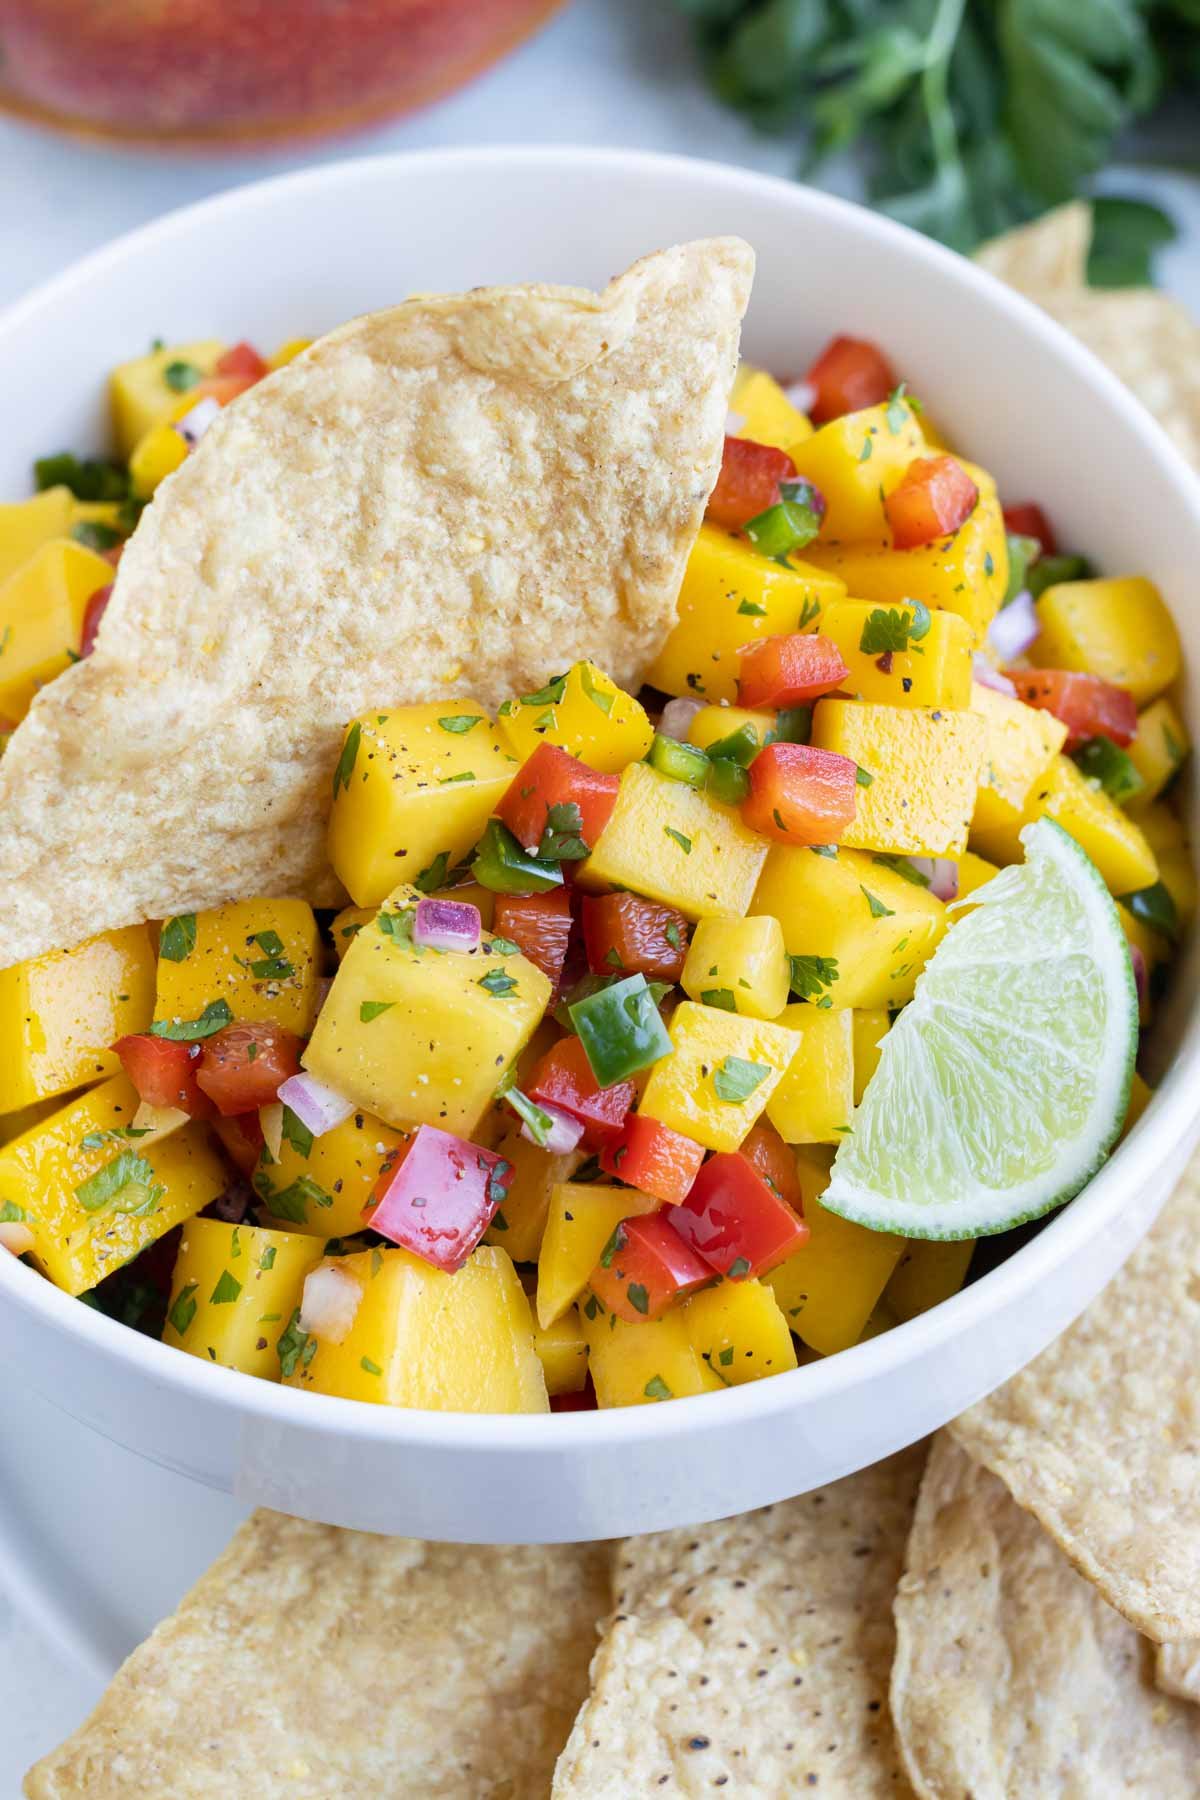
[492,890,573,989]
[737,1119,803,1213]
[707,436,798,531]
[1002,502,1057,555]
[194,1022,302,1117]
[551,1378,598,1412]
[885,455,979,550]
[114,1033,213,1119]
[190,372,259,409]
[80,582,113,657]
[599,1113,706,1206]
[804,335,896,425]
[581,892,689,982]
[588,1211,712,1322]
[737,632,848,709]
[668,1151,808,1279]
[496,742,619,858]
[1007,669,1138,752]
[527,1035,635,1149]
[212,1110,265,1176]
[215,341,269,381]
[741,742,858,846]
[369,1124,513,1273]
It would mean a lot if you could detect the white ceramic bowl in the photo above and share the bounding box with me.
[2,147,1198,1543]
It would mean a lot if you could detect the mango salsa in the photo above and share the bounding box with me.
[582,1301,721,1407]
[970,754,1158,896]
[0,925,155,1113]
[527,1298,589,1396]
[153,898,321,1037]
[851,1008,889,1104]
[1030,576,1181,706]
[495,661,653,772]
[0,487,74,585]
[536,1181,658,1328]
[163,1218,320,1378]
[129,422,188,498]
[109,338,225,457]
[970,679,1068,839]
[765,1004,854,1144]
[811,699,986,858]
[819,599,972,709]
[730,363,812,452]
[885,1238,974,1323]
[680,914,790,1020]
[766,1149,905,1354]
[682,1276,798,1385]
[0,539,113,721]
[1127,697,1189,812]
[788,398,926,541]
[254,1106,408,1239]
[639,1001,802,1153]
[686,705,780,755]
[482,1126,583,1262]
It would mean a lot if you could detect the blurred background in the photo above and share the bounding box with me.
[0,0,1197,308]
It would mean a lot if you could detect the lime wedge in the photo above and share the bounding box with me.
[822,818,1137,1238]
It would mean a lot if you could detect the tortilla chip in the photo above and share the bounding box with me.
[950,1166,1200,1642]
[974,202,1092,295]
[24,1509,611,1799]
[0,238,753,969]
[892,1435,1200,1797]
[551,1447,924,1797]
[1157,1641,1200,1706]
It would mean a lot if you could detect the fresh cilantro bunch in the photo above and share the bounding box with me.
[676,0,1199,258]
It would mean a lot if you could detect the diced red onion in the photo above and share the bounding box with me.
[1131,945,1148,1012]
[414,897,481,954]
[0,1221,35,1257]
[521,1101,585,1155]
[782,378,815,414]
[972,653,1018,698]
[659,696,704,741]
[905,857,959,901]
[173,395,221,449]
[987,590,1039,663]
[725,410,746,436]
[299,1265,362,1344]
[278,1071,356,1138]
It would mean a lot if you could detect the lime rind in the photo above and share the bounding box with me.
[821,818,1138,1239]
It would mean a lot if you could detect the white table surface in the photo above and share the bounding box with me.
[1,0,1198,1789]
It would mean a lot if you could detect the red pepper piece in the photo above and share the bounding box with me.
[737,632,848,709]
[599,1113,706,1206]
[707,436,798,530]
[80,582,113,657]
[737,1119,803,1213]
[588,1211,711,1322]
[215,341,269,381]
[369,1124,513,1273]
[114,1033,214,1119]
[1002,502,1057,554]
[527,1035,634,1149]
[741,742,858,846]
[804,336,896,425]
[492,890,573,989]
[885,455,979,550]
[212,1110,265,1177]
[668,1151,808,1279]
[496,742,619,858]
[581,892,689,982]
[1007,669,1138,752]
[195,1022,302,1117]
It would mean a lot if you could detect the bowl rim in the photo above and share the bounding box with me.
[2,141,1199,1452]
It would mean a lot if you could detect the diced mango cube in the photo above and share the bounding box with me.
[579,761,767,921]
[0,487,74,585]
[788,399,926,541]
[639,1001,801,1153]
[682,1277,798,1385]
[811,699,986,857]
[681,915,790,1020]
[1122,1071,1153,1139]
[483,1126,583,1262]
[163,1218,320,1378]
[109,339,225,457]
[645,524,844,704]
[0,539,113,721]
[304,887,550,1136]
[536,1181,658,1328]
[0,1073,225,1295]
[330,905,375,961]
[885,1239,974,1323]
[582,1302,721,1407]
[268,337,313,369]
[254,1106,407,1239]
[527,1299,589,1396]
[752,843,947,1010]
[154,898,321,1037]
[956,850,1000,901]
[686,705,780,754]
[970,679,1068,839]
[495,661,653,772]
[1127,697,1189,812]
[129,422,187,498]
[284,1244,548,1412]
[766,1148,905,1354]
[969,754,1157,895]
[328,703,517,907]
[819,599,972,709]
[730,363,813,451]
[0,924,155,1112]
[766,1005,854,1144]
[1030,576,1181,705]
[851,1008,889,1104]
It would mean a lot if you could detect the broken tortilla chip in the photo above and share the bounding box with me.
[23,1509,611,1800]
[892,1435,1200,1798]
[1157,1640,1200,1707]
[974,201,1091,295]
[0,238,753,969]
[950,1166,1200,1643]
[551,1447,924,1798]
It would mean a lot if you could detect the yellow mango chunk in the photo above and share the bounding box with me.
[639,1001,801,1153]
[163,1218,320,1378]
[811,699,986,858]
[304,887,550,1136]
[681,915,790,1020]
[1127,697,1189,812]
[129,421,187,498]
[730,363,813,451]
[536,1181,658,1328]
[752,843,947,1010]
[1121,1071,1153,1140]
[788,399,926,541]
[970,680,1068,839]
[527,1298,589,1396]
[0,925,155,1113]
[805,465,1008,643]
[956,850,1000,901]
[682,1277,798,1385]
[328,702,516,908]
[851,1008,889,1104]
[687,705,780,754]
[482,1126,583,1263]
[330,905,375,961]
[579,762,767,922]
[766,1005,854,1144]
[970,754,1157,896]
[820,599,972,709]
[885,1239,974,1323]
[154,898,321,1037]
[645,524,844,704]
[254,1106,407,1239]
[1030,576,1181,706]
[0,487,74,585]
[109,339,225,457]
[0,539,113,721]
[495,661,653,772]
[285,1244,548,1412]
[582,1303,721,1408]
[0,1073,225,1295]
[268,337,313,369]
[766,1148,905,1354]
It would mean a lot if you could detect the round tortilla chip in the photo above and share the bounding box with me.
[974,202,1092,295]
[0,238,753,969]
[892,1435,1200,1798]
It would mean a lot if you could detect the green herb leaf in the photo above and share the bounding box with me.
[858,602,929,656]
[713,1056,770,1103]
[332,721,361,798]
[210,1268,242,1305]
[280,1105,314,1159]
[478,968,518,998]
[855,764,874,788]
[1073,735,1144,805]
[70,519,122,552]
[789,954,839,1001]
[643,1372,672,1400]
[415,851,450,893]
[437,714,483,734]
[519,675,567,708]
[277,1308,316,1378]
[159,913,197,962]
[360,1357,383,1377]
[580,665,615,714]
[701,987,738,1012]
[506,1087,554,1146]
[664,826,693,855]
[727,1256,751,1280]
[74,1150,159,1215]
[259,1245,277,1271]
[163,358,201,392]
[540,800,590,861]
[359,1000,394,1022]
[33,452,129,501]
[860,885,895,919]
[149,998,232,1041]
[255,1173,333,1224]
[167,1283,199,1337]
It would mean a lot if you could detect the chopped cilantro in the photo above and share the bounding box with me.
[359,1000,394,1022]
[627,1281,650,1315]
[713,1056,770,1103]
[210,1268,242,1305]
[506,1088,554,1146]
[664,826,692,854]
[280,1105,314,1159]
[163,358,201,393]
[360,1357,383,1376]
[332,721,361,797]
[74,1150,161,1215]
[255,1174,333,1224]
[437,714,483,733]
[71,519,122,552]
[860,886,895,919]
[415,851,450,893]
[158,914,197,962]
[277,1309,316,1378]
[701,987,737,1011]
[727,1256,751,1280]
[580,665,614,714]
[167,1283,199,1337]
[855,764,874,788]
[789,955,839,1001]
[858,601,931,656]
[540,800,590,861]
[643,1373,672,1400]
[259,1245,277,1271]
[479,968,518,998]
[149,999,232,1041]
[519,675,567,708]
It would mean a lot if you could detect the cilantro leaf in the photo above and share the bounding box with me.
[712,1056,771,1103]
[159,914,197,963]
[149,999,232,1041]
[789,955,839,1001]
